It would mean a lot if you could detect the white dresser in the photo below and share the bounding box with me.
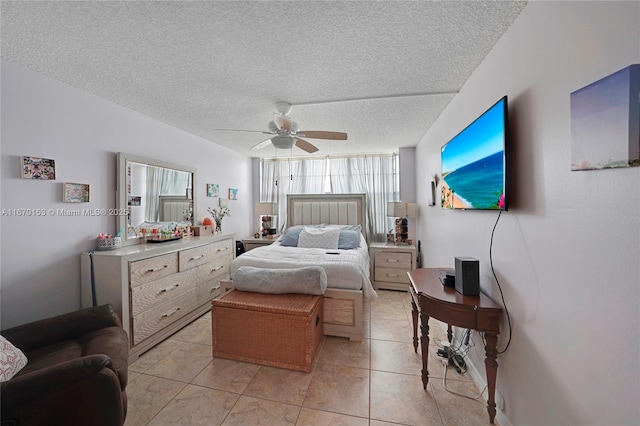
[80,233,234,360]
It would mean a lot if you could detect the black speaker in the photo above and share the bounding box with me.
[455,257,479,296]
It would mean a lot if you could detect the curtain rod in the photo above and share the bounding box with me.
[261,152,398,162]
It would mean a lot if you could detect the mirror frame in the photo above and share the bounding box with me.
[116,152,197,246]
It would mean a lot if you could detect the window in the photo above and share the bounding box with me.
[260,154,398,241]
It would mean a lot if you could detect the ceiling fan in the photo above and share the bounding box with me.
[216,102,347,154]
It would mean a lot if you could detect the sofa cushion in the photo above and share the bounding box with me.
[18,340,82,377]
[0,336,28,382]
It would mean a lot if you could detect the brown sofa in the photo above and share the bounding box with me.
[1,304,129,426]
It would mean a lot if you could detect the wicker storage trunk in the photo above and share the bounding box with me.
[212,290,324,373]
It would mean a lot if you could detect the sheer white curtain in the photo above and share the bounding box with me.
[144,165,191,222]
[261,154,398,240]
[261,157,327,230]
[329,154,398,242]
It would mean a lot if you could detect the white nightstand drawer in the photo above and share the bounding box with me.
[375,267,410,284]
[374,251,412,269]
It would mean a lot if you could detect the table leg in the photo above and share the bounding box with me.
[419,311,430,389]
[411,297,419,353]
[484,332,499,424]
[447,324,453,343]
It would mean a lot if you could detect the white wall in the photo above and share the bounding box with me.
[1,60,253,329]
[416,2,640,424]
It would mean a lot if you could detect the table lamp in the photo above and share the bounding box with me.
[255,202,277,237]
[386,201,417,244]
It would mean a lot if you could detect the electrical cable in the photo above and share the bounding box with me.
[489,210,512,354]
[442,363,487,400]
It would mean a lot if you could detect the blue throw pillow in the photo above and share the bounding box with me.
[338,229,360,250]
[280,226,303,247]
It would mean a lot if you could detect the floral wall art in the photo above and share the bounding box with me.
[21,156,56,179]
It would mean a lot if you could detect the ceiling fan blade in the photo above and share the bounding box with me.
[250,138,273,151]
[215,128,274,135]
[295,138,319,153]
[298,131,347,140]
[273,114,293,131]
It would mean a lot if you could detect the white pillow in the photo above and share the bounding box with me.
[297,226,340,249]
[0,335,28,382]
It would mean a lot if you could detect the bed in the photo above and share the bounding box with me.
[229,193,375,341]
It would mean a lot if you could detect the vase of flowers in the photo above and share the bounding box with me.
[207,206,230,234]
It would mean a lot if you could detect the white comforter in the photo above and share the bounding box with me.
[231,241,377,299]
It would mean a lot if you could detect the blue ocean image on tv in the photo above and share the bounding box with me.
[441,98,506,210]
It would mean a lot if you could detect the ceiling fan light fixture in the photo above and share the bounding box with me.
[271,135,295,150]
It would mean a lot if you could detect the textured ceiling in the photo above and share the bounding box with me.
[1,1,528,158]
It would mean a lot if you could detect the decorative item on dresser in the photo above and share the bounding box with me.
[369,242,416,291]
[80,233,234,361]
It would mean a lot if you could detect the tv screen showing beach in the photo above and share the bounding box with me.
[441,97,507,210]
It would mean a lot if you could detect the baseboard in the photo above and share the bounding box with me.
[437,323,512,426]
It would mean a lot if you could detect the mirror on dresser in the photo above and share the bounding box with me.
[117,152,197,245]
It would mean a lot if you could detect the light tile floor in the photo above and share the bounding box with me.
[126,290,498,425]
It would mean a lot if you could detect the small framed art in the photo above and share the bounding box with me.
[219,198,229,208]
[63,182,90,203]
[21,156,56,180]
[207,183,220,197]
[228,188,238,200]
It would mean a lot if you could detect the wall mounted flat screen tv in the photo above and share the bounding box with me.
[441,96,508,210]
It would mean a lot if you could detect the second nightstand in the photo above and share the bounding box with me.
[369,242,417,291]
[241,235,279,252]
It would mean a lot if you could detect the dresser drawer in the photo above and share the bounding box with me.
[210,239,233,259]
[194,254,232,284]
[375,267,410,284]
[196,279,223,305]
[179,245,213,271]
[132,289,198,345]
[131,270,196,316]
[130,253,179,287]
[193,255,230,305]
[374,251,412,270]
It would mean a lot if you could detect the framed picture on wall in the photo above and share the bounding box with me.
[63,182,90,202]
[21,156,56,180]
[207,183,220,197]
[228,188,238,200]
[219,198,229,208]
[571,64,640,170]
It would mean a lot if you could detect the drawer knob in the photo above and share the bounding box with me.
[387,259,399,263]
[158,284,179,294]
[210,285,221,293]
[216,247,229,252]
[148,265,168,272]
[190,254,205,261]
[161,307,180,318]
[211,265,225,273]
[387,273,399,277]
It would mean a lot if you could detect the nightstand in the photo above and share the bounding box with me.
[369,242,416,291]
[241,235,279,252]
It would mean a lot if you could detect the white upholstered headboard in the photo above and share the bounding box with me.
[158,196,190,222]
[287,194,366,230]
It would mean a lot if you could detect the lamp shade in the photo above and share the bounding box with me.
[387,201,417,218]
[255,202,277,216]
